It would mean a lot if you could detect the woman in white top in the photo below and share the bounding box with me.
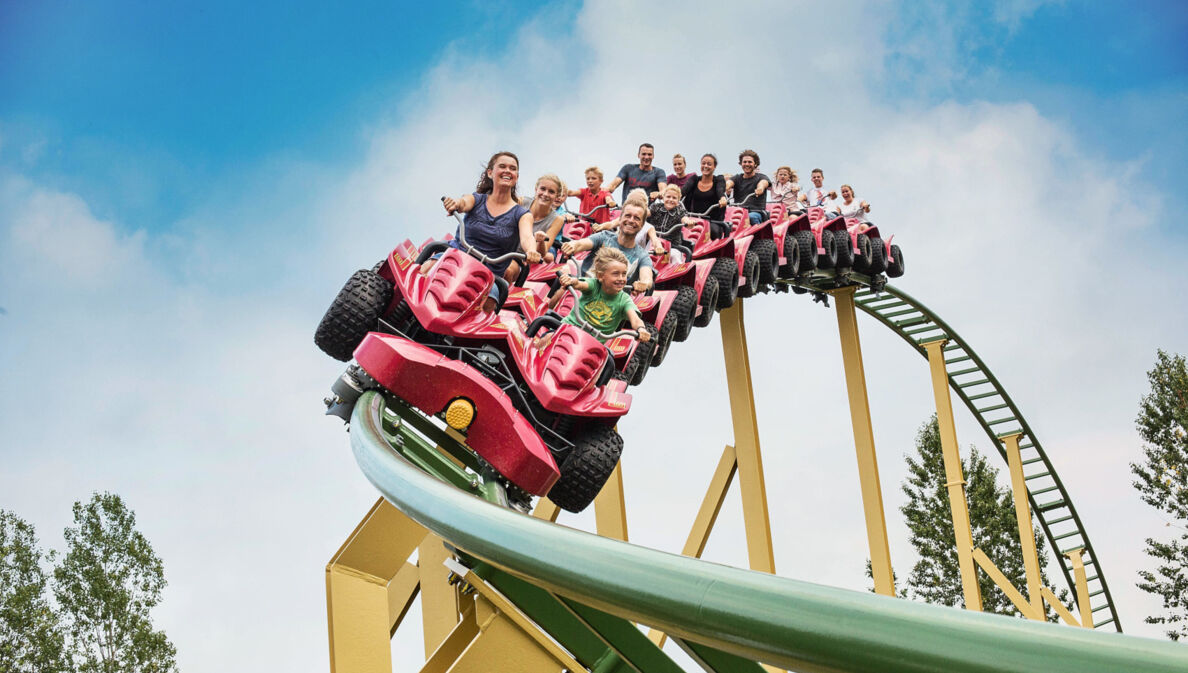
[835,184,871,222]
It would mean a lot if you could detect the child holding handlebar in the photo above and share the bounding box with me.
[559,247,651,343]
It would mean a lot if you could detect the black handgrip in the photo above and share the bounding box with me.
[525,313,563,338]
[415,241,451,265]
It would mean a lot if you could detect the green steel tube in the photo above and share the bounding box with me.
[350,392,1188,673]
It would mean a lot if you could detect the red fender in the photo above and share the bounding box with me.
[504,321,633,418]
[354,333,559,495]
[391,246,509,341]
[733,234,756,286]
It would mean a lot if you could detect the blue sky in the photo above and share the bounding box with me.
[2,1,1183,236]
[2,1,1187,671]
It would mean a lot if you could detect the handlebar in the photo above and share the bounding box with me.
[442,195,528,267]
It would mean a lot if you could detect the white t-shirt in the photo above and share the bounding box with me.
[802,185,834,208]
[837,199,869,222]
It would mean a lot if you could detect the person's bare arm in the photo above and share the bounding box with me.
[560,237,595,257]
[756,179,770,195]
[633,266,654,293]
[443,194,476,214]
[559,273,590,292]
[518,212,542,263]
[604,176,623,194]
[625,305,650,342]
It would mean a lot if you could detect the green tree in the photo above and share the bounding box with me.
[53,493,177,673]
[1,511,69,673]
[900,415,1059,617]
[1131,349,1188,640]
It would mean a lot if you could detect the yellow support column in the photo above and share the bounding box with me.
[418,536,461,657]
[922,338,983,612]
[719,301,776,574]
[833,287,895,596]
[594,463,629,541]
[1067,548,1094,628]
[326,498,429,673]
[1002,432,1044,619]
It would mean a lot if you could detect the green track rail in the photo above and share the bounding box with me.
[350,391,1188,673]
[850,283,1120,630]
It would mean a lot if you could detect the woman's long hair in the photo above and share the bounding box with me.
[475,151,520,202]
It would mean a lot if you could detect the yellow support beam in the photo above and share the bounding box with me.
[1002,432,1044,619]
[594,463,629,541]
[719,301,776,574]
[648,444,739,648]
[532,498,561,522]
[922,338,983,612]
[1067,548,1094,628]
[419,536,462,657]
[326,498,429,673]
[1041,586,1082,627]
[833,287,895,596]
[972,548,1044,621]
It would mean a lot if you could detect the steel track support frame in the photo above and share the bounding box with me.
[922,338,984,612]
[833,287,896,597]
[719,301,776,574]
[327,498,434,673]
[1067,548,1094,628]
[1002,432,1045,619]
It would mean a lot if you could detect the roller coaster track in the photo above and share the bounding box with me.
[348,391,1185,672]
[852,284,1120,631]
[329,274,1183,672]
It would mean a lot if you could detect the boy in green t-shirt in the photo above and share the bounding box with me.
[559,247,651,343]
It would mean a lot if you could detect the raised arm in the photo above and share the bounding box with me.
[560,236,596,257]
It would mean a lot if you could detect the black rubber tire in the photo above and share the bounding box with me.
[835,228,854,269]
[710,257,739,309]
[736,251,761,298]
[818,230,839,269]
[752,238,778,285]
[887,244,905,278]
[854,233,874,273]
[314,269,394,361]
[779,233,801,278]
[548,424,623,513]
[791,230,816,275]
[671,285,698,343]
[867,237,887,274]
[594,355,615,388]
[693,276,719,328]
[650,312,679,367]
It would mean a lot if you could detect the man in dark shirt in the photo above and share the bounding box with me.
[605,143,668,204]
[729,149,770,224]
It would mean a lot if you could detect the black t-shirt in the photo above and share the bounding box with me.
[731,172,770,213]
[682,175,728,221]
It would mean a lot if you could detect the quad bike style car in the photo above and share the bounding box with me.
[842,218,904,278]
[647,232,720,336]
[675,207,759,310]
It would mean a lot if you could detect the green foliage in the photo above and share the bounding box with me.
[0,511,69,673]
[1130,350,1188,640]
[53,493,177,673]
[900,415,1060,617]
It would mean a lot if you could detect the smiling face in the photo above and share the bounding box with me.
[840,185,854,202]
[638,145,654,169]
[739,155,757,176]
[811,170,824,187]
[673,156,685,175]
[700,155,716,176]
[662,190,680,211]
[598,260,629,293]
[487,154,519,190]
[619,204,646,236]
[535,179,559,206]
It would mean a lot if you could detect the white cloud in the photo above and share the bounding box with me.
[1,1,1184,671]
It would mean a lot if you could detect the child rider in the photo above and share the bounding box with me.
[558,247,651,343]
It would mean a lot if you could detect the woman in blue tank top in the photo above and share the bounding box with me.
[441,151,540,280]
